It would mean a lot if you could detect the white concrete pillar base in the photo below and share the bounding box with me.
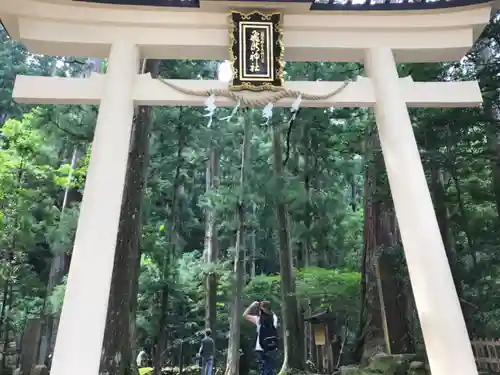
[50,41,139,375]
[364,47,477,375]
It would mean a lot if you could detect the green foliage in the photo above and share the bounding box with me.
[296,267,360,310]
[0,110,66,340]
[243,267,360,326]
[49,277,67,314]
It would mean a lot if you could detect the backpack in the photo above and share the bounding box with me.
[258,313,278,352]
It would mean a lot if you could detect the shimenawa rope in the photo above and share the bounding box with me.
[158,78,353,107]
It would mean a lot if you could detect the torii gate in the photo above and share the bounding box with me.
[0,0,495,374]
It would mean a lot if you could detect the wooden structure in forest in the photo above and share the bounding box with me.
[472,339,500,373]
[305,310,341,373]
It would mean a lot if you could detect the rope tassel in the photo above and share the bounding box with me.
[220,99,241,122]
[262,102,274,126]
[288,94,302,125]
[204,94,217,128]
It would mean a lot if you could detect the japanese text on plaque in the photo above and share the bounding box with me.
[249,30,262,73]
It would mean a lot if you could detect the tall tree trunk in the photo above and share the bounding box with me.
[203,61,221,334]
[0,283,12,375]
[38,148,80,366]
[302,121,313,363]
[486,101,500,219]
[271,121,304,373]
[0,280,9,356]
[1,166,23,373]
[358,132,413,360]
[443,125,477,270]
[204,149,220,334]
[429,166,460,291]
[99,59,160,375]
[153,285,169,375]
[225,111,252,375]
[250,203,257,279]
[153,109,185,375]
[477,39,500,218]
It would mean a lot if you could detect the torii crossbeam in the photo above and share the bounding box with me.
[14,74,482,108]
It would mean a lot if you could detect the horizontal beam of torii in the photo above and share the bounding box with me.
[13,73,483,108]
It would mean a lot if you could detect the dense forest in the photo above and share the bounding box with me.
[0,10,499,375]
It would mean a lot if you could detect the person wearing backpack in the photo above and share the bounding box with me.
[243,301,279,375]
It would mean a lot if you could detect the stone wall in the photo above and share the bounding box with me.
[0,340,20,370]
[338,353,429,375]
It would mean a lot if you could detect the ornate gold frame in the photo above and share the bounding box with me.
[228,10,285,92]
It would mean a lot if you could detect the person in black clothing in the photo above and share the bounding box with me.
[198,329,215,375]
[243,301,279,375]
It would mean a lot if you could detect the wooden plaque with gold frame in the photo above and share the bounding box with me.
[229,10,284,91]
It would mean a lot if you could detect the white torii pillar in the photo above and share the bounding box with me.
[365,47,477,375]
[49,41,139,375]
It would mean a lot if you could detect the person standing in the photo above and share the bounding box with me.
[198,329,215,375]
[243,301,279,375]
